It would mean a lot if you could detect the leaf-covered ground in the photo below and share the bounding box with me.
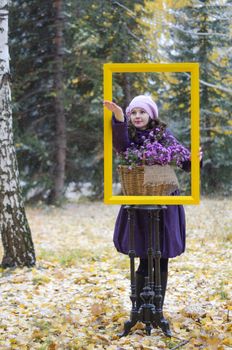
[0,198,231,350]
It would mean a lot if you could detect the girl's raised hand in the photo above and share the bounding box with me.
[103,100,124,122]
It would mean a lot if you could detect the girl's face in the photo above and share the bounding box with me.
[130,108,150,130]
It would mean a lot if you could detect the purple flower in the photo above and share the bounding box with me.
[118,131,190,168]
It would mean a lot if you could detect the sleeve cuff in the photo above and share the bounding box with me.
[112,114,126,124]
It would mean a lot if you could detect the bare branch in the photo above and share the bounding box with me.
[182,72,232,94]
[199,79,232,94]
[170,339,190,350]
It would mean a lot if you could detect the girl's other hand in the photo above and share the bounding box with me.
[189,147,203,161]
[199,147,203,161]
[103,100,124,122]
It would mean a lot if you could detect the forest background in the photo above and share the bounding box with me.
[9,0,232,204]
[0,1,231,348]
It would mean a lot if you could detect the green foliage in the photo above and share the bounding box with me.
[9,0,151,200]
[187,3,232,195]
[9,0,57,199]
[9,0,232,201]
[144,1,232,194]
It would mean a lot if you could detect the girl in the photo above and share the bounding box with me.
[104,95,201,311]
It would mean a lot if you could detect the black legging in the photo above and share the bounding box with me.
[136,258,169,276]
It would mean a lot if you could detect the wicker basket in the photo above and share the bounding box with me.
[117,165,179,196]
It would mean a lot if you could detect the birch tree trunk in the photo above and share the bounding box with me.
[0,0,36,268]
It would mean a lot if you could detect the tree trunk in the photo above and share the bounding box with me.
[123,74,132,108]
[48,0,66,204]
[122,50,131,110]
[0,1,36,268]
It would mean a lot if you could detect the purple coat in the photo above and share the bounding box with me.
[112,117,191,259]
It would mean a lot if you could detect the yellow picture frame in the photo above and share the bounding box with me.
[103,63,200,205]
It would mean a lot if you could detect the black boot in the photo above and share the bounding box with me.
[135,272,145,311]
[160,271,168,309]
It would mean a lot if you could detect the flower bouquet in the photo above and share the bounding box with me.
[117,129,190,195]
